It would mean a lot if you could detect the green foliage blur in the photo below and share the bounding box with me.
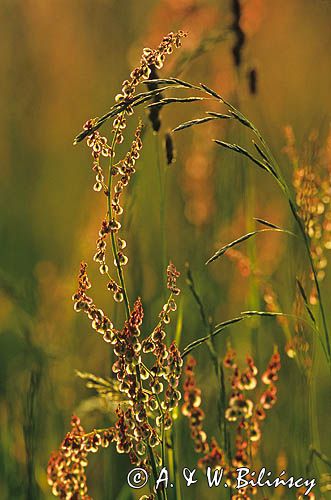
[1,0,330,498]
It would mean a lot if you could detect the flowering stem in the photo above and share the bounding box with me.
[107,117,131,319]
[148,444,164,500]
[106,119,164,498]
[168,425,182,500]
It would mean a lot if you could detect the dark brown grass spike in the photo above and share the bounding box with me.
[254,218,281,230]
[252,139,270,163]
[229,109,252,129]
[199,82,222,100]
[147,96,205,109]
[296,278,317,326]
[142,77,201,90]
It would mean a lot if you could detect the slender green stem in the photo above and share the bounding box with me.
[168,423,182,500]
[107,118,131,319]
[155,134,167,290]
[148,445,163,500]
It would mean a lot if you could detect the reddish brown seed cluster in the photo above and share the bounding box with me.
[181,357,258,498]
[166,261,181,295]
[141,267,181,401]
[182,351,281,499]
[112,297,144,385]
[93,219,111,275]
[260,351,281,410]
[82,119,113,192]
[47,416,92,499]
[91,123,143,284]
[106,31,188,152]
[106,277,124,303]
[113,31,187,136]
[197,437,226,470]
[182,356,208,453]
[71,262,183,464]
[83,119,113,160]
[224,354,258,423]
[223,347,281,467]
[70,289,183,476]
[93,218,127,286]
[111,292,182,465]
[112,123,143,213]
[48,417,117,499]
[72,262,115,343]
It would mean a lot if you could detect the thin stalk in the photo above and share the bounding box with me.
[168,423,182,500]
[148,444,164,500]
[155,134,167,292]
[107,118,131,319]
[185,264,230,455]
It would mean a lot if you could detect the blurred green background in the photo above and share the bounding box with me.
[1,0,331,498]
